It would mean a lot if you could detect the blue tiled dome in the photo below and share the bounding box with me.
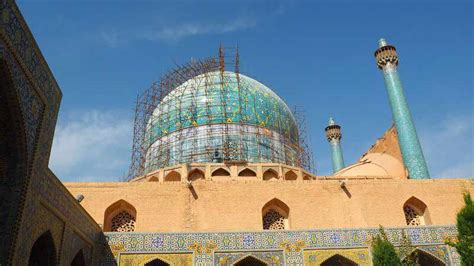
[144,71,300,172]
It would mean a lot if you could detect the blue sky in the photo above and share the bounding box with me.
[17,1,473,181]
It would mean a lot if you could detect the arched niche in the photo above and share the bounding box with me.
[234,255,267,266]
[403,196,431,226]
[285,170,297,180]
[320,254,358,266]
[262,198,290,230]
[238,168,257,177]
[164,170,181,182]
[303,175,311,180]
[71,249,85,266]
[263,169,279,181]
[212,167,231,177]
[29,230,56,266]
[188,168,205,181]
[148,176,159,182]
[103,199,137,232]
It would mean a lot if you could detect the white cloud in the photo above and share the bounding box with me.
[419,114,474,178]
[140,18,256,42]
[98,18,257,46]
[49,110,133,182]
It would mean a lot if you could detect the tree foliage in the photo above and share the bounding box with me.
[372,226,402,266]
[447,192,474,266]
[399,230,418,266]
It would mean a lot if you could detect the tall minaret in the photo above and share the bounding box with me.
[325,117,345,173]
[374,38,430,179]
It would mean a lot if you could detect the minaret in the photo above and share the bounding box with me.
[374,38,430,179]
[325,117,345,173]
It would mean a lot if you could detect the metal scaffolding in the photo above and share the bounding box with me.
[126,47,314,181]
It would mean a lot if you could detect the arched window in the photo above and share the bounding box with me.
[238,168,257,177]
[403,197,430,226]
[262,198,289,230]
[212,168,230,177]
[29,230,56,266]
[188,168,205,181]
[263,169,279,181]
[104,200,137,232]
[234,256,267,266]
[321,254,358,266]
[145,258,170,266]
[285,170,297,180]
[164,170,181,182]
[148,176,159,182]
[71,249,85,266]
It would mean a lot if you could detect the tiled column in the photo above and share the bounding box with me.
[374,39,430,179]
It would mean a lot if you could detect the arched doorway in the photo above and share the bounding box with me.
[0,56,28,264]
[320,254,358,266]
[145,258,170,266]
[403,250,445,266]
[71,249,85,266]
[234,256,267,266]
[28,231,56,266]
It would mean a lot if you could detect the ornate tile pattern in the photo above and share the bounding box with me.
[304,248,370,266]
[103,226,459,265]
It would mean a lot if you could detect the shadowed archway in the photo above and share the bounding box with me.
[145,258,170,266]
[28,231,56,266]
[71,249,85,266]
[234,256,267,266]
[321,254,358,266]
[403,249,446,266]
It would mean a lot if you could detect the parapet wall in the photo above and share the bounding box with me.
[65,178,473,233]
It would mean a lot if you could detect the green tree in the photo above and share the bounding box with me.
[399,230,418,266]
[372,226,402,266]
[447,192,474,266]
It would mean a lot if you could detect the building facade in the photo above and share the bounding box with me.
[0,1,472,265]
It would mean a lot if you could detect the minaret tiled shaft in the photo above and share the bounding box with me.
[374,39,430,179]
[325,118,345,173]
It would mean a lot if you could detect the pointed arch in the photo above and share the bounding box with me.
[263,168,279,181]
[303,175,311,180]
[29,230,57,266]
[164,170,181,182]
[238,168,257,177]
[320,254,358,266]
[403,196,431,226]
[403,249,446,266]
[71,249,85,266]
[234,255,267,266]
[262,198,289,230]
[145,258,170,266]
[188,168,205,181]
[416,249,446,266]
[148,176,159,182]
[212,167,230,177]
[285,170,297,180]
[104,199,137,232]
[1,61,29,264]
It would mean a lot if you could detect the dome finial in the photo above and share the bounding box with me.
[328,117,335,126]
[378,38,388,48]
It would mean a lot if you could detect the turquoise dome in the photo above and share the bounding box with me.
[144,71,300,172]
